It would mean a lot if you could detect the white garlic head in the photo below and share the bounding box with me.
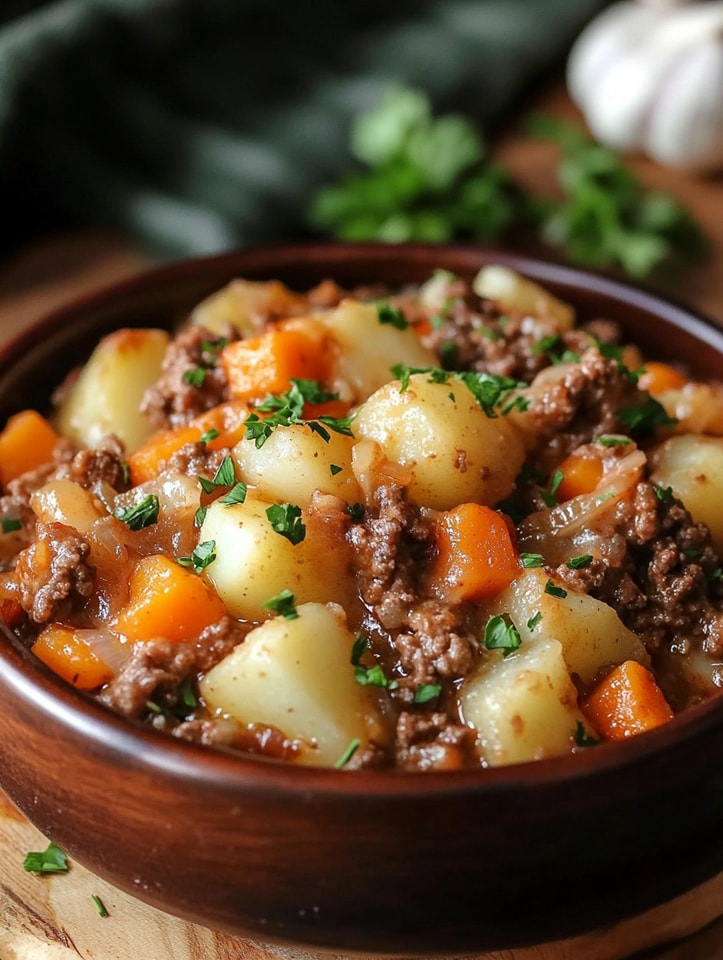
[567,1,723,171]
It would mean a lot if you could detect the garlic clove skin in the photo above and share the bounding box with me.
[567,2,659,109]
[645,38,723,170]
[567,0,723,171]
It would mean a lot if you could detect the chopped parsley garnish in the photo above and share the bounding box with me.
[1,516,22,533]
[377,303,409,330]
[653,484,674,504]
[183,367,206,388]
[200,337,229,357]
[221,481,248,506]
[346,502,365,521]
[544,579,568,599]
[330,464,343,476]
[23,841,69,875]
[594,339,624,362]
[177,676,198,709]
[414,683,442,704]
[120,459,131,485]
[574,721,601,748]
[200,427,220,445]
[538,467,564,508]
[683,548,702,560]
[430,315,445,330]
[598,435,631,447]
[527,611,542,631]
[114,494,159,531]
[334,737,361,769]
[198,456,237,493]
[177,539,217,573]
[616,395,677,437]
[194,505,207,528]
[351,634,398,689]
[483,614,521,658]
[567,554,593,569]
[91,894,109,918]
[265,503,306,544]
[244,379,349,448]
[520,553,544,568]
[262,589,299,620]
[390,364,527,418]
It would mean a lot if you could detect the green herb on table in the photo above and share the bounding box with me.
[23,841,69,875]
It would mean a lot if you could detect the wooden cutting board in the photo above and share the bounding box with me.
[2,787,723,960]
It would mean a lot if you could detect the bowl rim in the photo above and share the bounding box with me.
[2,240,723,796]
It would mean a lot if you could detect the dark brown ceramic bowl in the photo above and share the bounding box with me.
[1,244,723,957]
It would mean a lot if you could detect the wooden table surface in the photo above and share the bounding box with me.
[0,87,722,960]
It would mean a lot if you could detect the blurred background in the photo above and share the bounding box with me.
[0,0,720,330]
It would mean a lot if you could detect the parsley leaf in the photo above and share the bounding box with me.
[351,634,398,689]
[265,503,306,544]
[183,367,206,388]
[330,464,343,476]
[334,737,361,769]
[377,303,409,330]
[413,683,442,704]
[520,553,544,568]
[200,428,220,445]
[91,894,109,918]
[617,395,677,437]
[598,435,631,447]
[23,841,69,875]
[544,579,568,599]
[567,554,593,569]
[1,516,22,533]
[199,456,237,494]
[527,611,542,631]
[177,539,217,573]
[114,494,159,531]
[221,481,248,506]
[574,721,601,748]
[483,614,521,658]
[653,484,674,504]
[262,589,299,620]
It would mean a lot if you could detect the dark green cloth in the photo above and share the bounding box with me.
[0,0,607,256]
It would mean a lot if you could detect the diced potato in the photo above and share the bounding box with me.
[658,383,723,437]
[190,279,308,337]
[473,265,575,329]
[320,299,436,402]
[232,423,361,507]
[199,492,357,621]
[354,373,526,510]
[31,478,107,534]
[200,602,389,767]
[458,637,587,766]
[650,434,723,551]
[489,568,649,684]
[54,328,170,452]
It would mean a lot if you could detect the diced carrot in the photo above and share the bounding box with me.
[127,424,201,486]
[32,624,114,690]
[190,400,251,450]
[221,325,330,402]
[302,398,351,421]
[0,410,59,488]
[0,573,23,628]
[581,660,674,741]
[555,453,604,502]
[113,554,227,644]
[430,503,520,603]
[128,400,253,486]
[638,361,687,396]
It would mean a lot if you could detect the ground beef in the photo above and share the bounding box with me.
[166,441,232,480]
[348,484,476,693]
[140,324,236,429]
[99,616,249,719]
[395,711,477,772]
[556,481,723,697]
[14,521,94,623]
[54,435,130,491]
[525,347,645,471]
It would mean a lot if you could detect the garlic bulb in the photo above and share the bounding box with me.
[567,1,723,171]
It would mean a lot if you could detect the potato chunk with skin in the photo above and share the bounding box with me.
[232,423,361,506]
[354,374,526,511]
[650,434,723,551]
[488,568,649,685]
[320,299,436,402]
[200,493,357,621]
[55,328,170,452]
[459,638,588,766]
[200,602,389,767]
[190,279,308,337]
